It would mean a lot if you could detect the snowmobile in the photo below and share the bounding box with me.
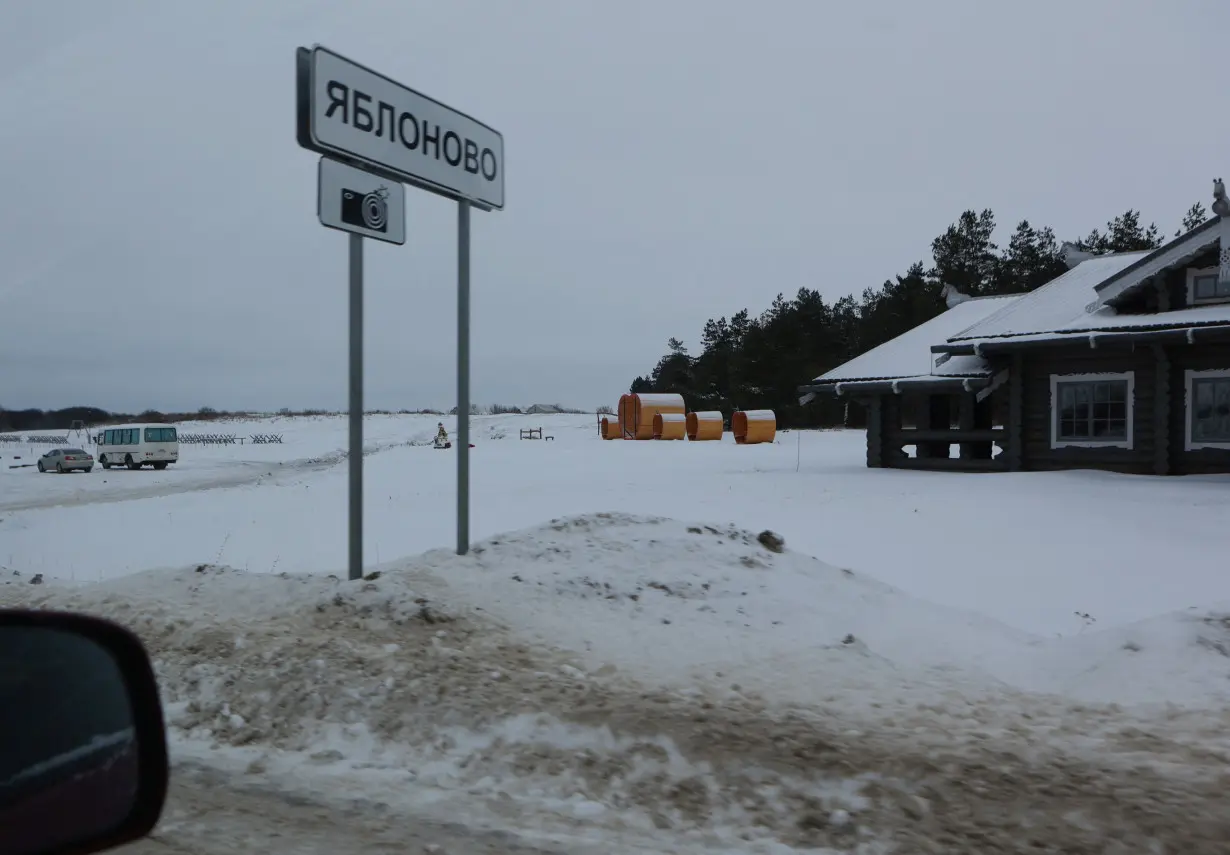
[433,438,476,449]
[432,424,473,449]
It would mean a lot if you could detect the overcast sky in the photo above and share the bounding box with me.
[3,0,1229,414]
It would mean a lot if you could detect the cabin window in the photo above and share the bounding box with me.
[1186,267,1230,305]
[1185,369,1230,450]
[1049,372,1134,449]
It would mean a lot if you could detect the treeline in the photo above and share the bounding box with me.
[0,404,594,432]
[0,406,248,432]
[630,203,1209,428]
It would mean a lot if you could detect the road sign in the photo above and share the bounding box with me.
[297,44,504,567]
[318,157,406,245]
[297,45,505,211]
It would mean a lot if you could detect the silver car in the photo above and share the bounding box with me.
[37,447,94,473]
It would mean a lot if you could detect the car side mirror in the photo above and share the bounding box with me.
[0,611,169,855]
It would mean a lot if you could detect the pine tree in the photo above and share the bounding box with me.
[929,209,999,297]
[994,220,1068,293]
[1080,210,1163,253]
[1176,201,1209,236]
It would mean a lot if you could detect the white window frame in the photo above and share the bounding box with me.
[1049,371,1135,450]
[1185,266,1230,306]
[1184,368,1230,451]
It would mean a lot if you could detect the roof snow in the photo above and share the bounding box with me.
[949,251,1230,343]
[1092,217,1222,306]
[811,294,1020,384]
[810,236,1230,390]
[947,253,1147,342]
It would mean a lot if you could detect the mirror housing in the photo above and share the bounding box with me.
[0,610,169,855]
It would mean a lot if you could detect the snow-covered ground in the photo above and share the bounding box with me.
[3,413,1230,852]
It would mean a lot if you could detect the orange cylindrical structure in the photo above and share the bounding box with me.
[732,409,776,444]
[619,393,685,440]
[652,412,686,440]
[600,416,623,440]
[686,411,723,441]
[617,394,636,438]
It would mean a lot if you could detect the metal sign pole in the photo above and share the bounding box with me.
[348,232,364,581]
[298,44,503,563]
[456,200,471,555]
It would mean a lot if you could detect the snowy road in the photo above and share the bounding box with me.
[0,442,408,513]
[121,763,592,855]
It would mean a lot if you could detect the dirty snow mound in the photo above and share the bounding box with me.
[392,512,1230,711]
[4,564,884,850]
[5,514,1230,852]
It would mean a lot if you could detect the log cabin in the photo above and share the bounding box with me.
[798,183,1230,475]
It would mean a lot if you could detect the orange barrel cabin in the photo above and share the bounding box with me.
[600,416,623,440]
[620,393,685,440]
[652,412,686,440]
[732,409,776,444]
[686,411,723,441]
[617,394,635,438]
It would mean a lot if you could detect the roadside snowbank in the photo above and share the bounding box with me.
[5,513,1229,851]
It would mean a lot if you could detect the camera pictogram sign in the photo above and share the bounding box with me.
[317,157,406,244]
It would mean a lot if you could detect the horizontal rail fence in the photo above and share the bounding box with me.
[0,435,23,444]
[25,436,69,445]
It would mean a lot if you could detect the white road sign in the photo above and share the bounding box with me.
[300,46,504,211]
[317,157,406,245]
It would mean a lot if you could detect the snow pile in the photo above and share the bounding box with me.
[5,514,1230,851]
[394,513,1230,711]
[4,560,885,851]
[1028,609,1230,705]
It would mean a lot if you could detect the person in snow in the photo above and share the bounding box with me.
[435,422,449,445]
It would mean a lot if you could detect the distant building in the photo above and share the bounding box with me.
[799,181,1230,475]
[524,404,563,415]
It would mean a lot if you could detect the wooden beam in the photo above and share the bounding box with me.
[866,396,883,467]
[975,369,1010,403]
[890,429,1002,443]
[1152,344,1171,476]
[882,395,905,462]
[1006,351,1024,471]
[1154,276,1170,312]
[892,456,1008,472]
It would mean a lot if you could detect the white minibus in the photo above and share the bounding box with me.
[95,424,180,470]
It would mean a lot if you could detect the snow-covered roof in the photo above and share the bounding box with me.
[1071,302,1230,331]
[1092,216,1221,306]
[808,239,1230,393]
[810,294,1020,384]
[947,253,1147,342]
[948,250,1230,343]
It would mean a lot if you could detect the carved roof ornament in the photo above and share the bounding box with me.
[1212,177,1230,218]
[1215,178,1230,286]
[1060,241,1098,270]
[940,283,971,308]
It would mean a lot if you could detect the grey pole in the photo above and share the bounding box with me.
[456,200,471,555]
[348,232,364,581]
